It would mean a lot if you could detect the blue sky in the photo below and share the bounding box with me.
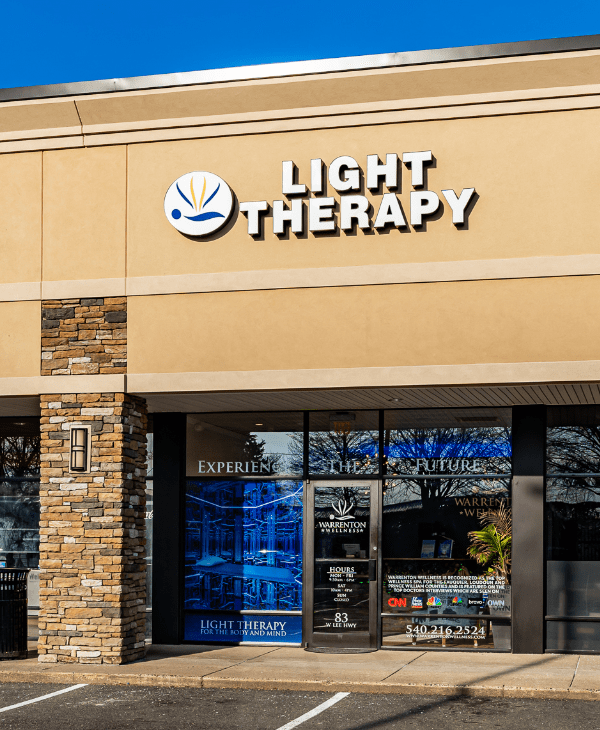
[1,1,599,89]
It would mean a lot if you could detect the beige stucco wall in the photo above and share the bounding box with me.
[126,109,600,279]
[2,107,597,287]
[0,51,598,288]
[0,152,41,285]
[127,276,600,375]
[0,301,41,377]
[2,49,600,395]
[42,146,126,282]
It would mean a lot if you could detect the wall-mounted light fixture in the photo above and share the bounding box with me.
[70,426,90,472]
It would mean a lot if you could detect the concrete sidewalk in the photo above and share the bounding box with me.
[1,645,599,701]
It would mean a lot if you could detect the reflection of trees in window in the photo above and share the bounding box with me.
[290,429,378,475]
[546,426,600,559]
[314,485,370,513]
[385,428,511,508]
[0,434,41,568]
[547,426,600,503]
[0,435,40,479]
[244,432,304,476]
[0,498,40,567]
[243,434,278,475]
[387,426,510,465]
[384,477,510,510]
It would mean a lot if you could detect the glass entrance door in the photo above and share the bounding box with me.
[303,480,380,652]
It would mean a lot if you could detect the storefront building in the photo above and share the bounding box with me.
[1,34,600,663]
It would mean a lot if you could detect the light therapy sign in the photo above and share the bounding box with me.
[165,151,476,237]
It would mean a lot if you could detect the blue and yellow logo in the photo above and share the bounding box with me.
[164,171,234,236]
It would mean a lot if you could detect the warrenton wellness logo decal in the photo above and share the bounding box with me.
[164,171,234,236]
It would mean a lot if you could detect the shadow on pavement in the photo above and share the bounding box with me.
[345,654,564,730]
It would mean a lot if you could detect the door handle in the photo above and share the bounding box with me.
[368,559,377,581]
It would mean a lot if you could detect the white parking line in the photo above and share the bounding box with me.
[0,684,88,713]
[275,692,350,730]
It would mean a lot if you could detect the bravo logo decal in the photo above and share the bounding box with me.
[164,171,234,236]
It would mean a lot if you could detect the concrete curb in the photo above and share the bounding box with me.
[0,670,599,700]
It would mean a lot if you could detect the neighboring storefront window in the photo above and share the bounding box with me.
[184,413,303,644]
[381,409,512,650]
[546,406,600,652]
[309,411,379,475]
[145,426,153,637]
[0,419,40,570]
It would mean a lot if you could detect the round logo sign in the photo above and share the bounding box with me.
[164,171,234,236]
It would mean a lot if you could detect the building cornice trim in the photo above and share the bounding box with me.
[0,374,126,396]
[0,282,41,302]
[125,256,600,298]
[126,361,600,394]
[3,255,600,303]
[2,34,600,102]
[4,82,600,154]
[2,364,598,397]
[41,278,127,301]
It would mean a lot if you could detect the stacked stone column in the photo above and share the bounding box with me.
[38,298,148,664]
[38,394,147,664]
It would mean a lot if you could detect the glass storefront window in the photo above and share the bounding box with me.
[185,479,303,613]
[309,411,379,475]
[546,407,600,651]
[381,409,512,650]
[179,408,517,648]
[384,409,512,477]
[184,479,303,643]
[0,419,40,570]
[184,413,304,644]
[187,412,303,478]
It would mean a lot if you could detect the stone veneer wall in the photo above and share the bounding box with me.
[38,295,149,664]
[41,298,126,376]
[38,393,147,664]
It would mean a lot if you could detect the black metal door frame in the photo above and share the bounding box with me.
[303,478,381,652]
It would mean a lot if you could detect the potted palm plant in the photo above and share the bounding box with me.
[467,504,512,649]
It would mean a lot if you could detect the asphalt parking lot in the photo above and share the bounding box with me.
[1,683,600,729]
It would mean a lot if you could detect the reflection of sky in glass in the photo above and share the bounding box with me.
[184,480,302,612]
[385,428,511,477]
[250,431,303,475]
[386,427,511,458]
